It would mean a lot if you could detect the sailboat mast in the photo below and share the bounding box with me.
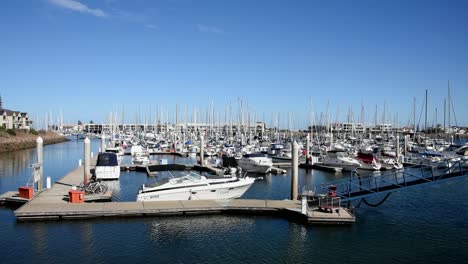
[424,89,428,134]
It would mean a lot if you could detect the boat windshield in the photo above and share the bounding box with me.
[168,171,203,182]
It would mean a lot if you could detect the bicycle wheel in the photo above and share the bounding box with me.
[85,182,95,193]
[96,183,108,194]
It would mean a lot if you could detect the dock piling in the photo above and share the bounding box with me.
[36,137,43,190]
[200,134,205,165]
[301,196,307,214]
[84,137,91,184]
[396,135,400,162]
[291,141,299,200]
[101,134,106,153]
[306,133,310,165]
[46,176,51,189]
[404,135,408,158]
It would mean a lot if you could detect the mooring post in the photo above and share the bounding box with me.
[396,135,400,162]
[291,141,299,200]
[305,133,310,165]
[301,195,307,215]
[36,137,44,190]
[200,134,205,165]
[101,133,106,153]
[84,137,91,184]
[404,135,408,160]
[46,176,51,189]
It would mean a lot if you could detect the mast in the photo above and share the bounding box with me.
[413,97,416,137]
[424,90,428,136]
[443,99,446,136]
[448,80,451,139]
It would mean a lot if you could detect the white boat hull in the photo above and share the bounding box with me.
[137,178,254,201]
[95,166,120,180]
[237,157,272,174]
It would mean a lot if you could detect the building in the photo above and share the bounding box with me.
[0,96,32,130]
[83,122,267,135]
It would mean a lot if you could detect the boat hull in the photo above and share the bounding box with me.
[137,178,255,201]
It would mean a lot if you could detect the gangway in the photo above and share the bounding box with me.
[302,158,468,204]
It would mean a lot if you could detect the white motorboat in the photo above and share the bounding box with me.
[136,172,254,201]
[131,145,150,165]
[321,150,361,171]
[132,155,149,165]
[95,152,120,180]
[237,153,273,174]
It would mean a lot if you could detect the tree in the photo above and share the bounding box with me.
[89,120,94,124]
[78,120,82,125]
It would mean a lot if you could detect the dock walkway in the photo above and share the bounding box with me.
[13,161,355,225]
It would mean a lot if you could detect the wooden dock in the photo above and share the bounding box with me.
[10,160,355,225]
[0,191,29,205]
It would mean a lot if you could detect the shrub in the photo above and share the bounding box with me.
[6,129,16,136]
[30,128,39,135]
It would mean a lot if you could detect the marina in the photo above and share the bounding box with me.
[2,1,468,263]
[3,131,467,226]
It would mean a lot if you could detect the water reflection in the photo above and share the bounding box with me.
[0,148,33,179]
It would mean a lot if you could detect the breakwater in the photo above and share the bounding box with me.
[0,131,68,152]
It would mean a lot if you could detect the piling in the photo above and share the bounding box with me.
[396,135,400,161]
[301,196,307,215]
[200,135,205,165]
[305,133,310,165]
[101,134,106,153]
[36,137,44,190]
[291,141,299,200]
[404,135,408,159]
[46,176,51,189]
[84,137,91,184]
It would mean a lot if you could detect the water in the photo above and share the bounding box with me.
[1,138,467,263]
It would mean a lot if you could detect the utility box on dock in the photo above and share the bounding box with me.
[18,186,33,199]
[69,190,85,203]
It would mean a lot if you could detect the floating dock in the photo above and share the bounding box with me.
[299,163,343,172]
[10,160,354,225]
[0,191,29,205]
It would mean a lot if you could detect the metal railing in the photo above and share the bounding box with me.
[303,157,468,202]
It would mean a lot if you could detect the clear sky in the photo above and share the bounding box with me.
[1,0,467,129]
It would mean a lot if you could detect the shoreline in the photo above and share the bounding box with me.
[0,131,69,153]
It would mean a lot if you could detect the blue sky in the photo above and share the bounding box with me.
[1,0,467,128]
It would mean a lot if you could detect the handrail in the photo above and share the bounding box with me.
[302,157,468,202]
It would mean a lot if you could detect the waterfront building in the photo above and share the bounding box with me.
[0,96,32,130]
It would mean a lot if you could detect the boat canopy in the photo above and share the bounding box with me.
[96,152,119,166]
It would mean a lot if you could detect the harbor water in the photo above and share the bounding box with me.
[1,139,467,263]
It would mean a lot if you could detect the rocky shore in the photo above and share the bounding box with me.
[0,131,69,153]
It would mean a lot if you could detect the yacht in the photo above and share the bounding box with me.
[131,145,150,165]
[321,150,361,171]
[95,152,120,180]
[237,153,273,174]
[356,152,382,171]
[136,172,255,201]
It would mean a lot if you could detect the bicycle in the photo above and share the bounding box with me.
[79,179,108,195]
